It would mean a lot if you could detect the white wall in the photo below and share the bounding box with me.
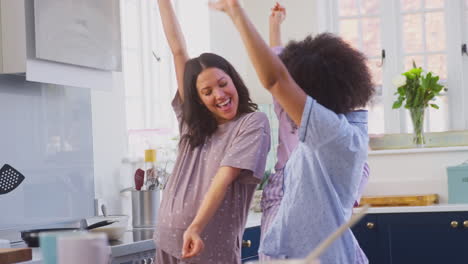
[365,149,468,203]
[91,72,129,215]
[207,0,318,104]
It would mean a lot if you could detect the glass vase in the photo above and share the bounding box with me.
[409,107,425,147]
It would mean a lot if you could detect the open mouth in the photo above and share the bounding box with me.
[216,98,232,110]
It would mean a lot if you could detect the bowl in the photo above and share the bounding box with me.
[86,215,129,241]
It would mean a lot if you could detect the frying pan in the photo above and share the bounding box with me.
[21,220,116,247]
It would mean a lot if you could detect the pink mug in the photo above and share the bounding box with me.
[57,232,110,264]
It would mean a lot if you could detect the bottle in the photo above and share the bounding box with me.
[144,149,157,190]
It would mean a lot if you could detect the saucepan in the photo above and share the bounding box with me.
[21,220,115,247]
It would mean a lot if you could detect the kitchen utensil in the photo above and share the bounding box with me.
[101,204,108,217]
[131,190,159,228]
[119,187,134,193]
[134,168,145,191]
[0,248,32,264]
[87,215,129,241]
[145,167,158,191]
[85,220,116,230]
[157,161,169,190]
[0,164,25,194]
[21,220,116,247]
[248,205,370,264]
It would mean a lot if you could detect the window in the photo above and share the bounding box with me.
[120,0,211,157]
[319,0,468,135]
[120,0,178,157]
[337,0,384,134]
[399,0,448,133]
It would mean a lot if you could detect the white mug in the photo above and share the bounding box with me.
[0,239,10,248]
[57,232,110,264]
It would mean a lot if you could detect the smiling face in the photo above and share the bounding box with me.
[196,67,239,124]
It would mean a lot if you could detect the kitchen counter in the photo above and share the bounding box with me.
[13,212,263,264]
[110,228,155,258]
[245,204,468,223]
[16,228,156,264]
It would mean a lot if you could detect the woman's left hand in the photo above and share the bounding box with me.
[181,227,205,259]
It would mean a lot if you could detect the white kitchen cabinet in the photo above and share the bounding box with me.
[0,0,27,73]
[0,0,120,90]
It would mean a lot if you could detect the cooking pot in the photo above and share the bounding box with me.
[21,220,115,247]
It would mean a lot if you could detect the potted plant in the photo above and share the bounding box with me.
[392,62,446,147]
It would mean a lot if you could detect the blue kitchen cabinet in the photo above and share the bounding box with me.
[242,226,261,263]
[352,211,468,264]
[351,214,385,264]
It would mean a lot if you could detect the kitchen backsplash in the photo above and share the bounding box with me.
[0,74,94,230]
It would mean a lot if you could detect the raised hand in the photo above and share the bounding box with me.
[208,0,241,17]
[269,2,286,47]
[270,2,286,27]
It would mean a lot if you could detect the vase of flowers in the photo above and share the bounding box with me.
[392,62,445,147]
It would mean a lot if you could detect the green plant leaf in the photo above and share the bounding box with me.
[430,104,439,109]
[392,100,403,109]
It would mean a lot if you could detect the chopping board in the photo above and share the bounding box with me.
[0,248,32,264]
[360,194,439,207]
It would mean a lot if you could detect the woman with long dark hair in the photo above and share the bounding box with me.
[154,1,271,263]
[210,1,374,263]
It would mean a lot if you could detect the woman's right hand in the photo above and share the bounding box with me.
[208,0,242,18]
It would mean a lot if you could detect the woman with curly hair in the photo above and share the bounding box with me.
[259,3,371,262]
[210,1,374,263]
[154,1,271,263]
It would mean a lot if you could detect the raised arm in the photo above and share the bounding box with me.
[210,0,306,125]
[269,3,285,48]
[158,0,189,100]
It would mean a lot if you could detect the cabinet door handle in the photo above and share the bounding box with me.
[366,222,375,229]
[451,221,459,228]
[242,240,252,248]
[463,220,468,228]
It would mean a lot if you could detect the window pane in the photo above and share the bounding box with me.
[425,12,445,52]
[401,0,422,11]
[361,0,380,15]
[402,14,423,53]
[362,18,381,57]
[339,0,359,16]
[404,55,424,71]
[368,95,384,134]
[427,54,447,80]
[428,95,449,132]
[425,0,444,9]
[367,58,383,86]
[339,19,360,48]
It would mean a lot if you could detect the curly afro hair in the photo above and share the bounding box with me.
[279,33,375,114]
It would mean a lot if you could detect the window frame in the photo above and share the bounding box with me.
[316,0,468,135]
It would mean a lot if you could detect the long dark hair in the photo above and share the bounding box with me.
[280,33,374,114]
[181,53,257,149]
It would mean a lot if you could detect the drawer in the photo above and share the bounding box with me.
[241,226,261,259]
